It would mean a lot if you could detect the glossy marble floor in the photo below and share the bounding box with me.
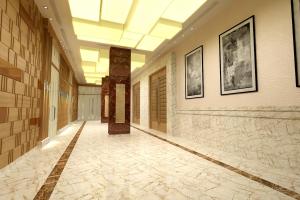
[0,121,294,200]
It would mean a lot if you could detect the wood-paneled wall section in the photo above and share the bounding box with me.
[132,82,140,124]
[57,56,70,130]
[39,19,52,141]
[71,77,78,121]
[150,67,167,133]
[0,0,44,169]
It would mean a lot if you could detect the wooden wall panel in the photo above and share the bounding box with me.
[150,67,167,133]
[72,77,78,121]
[57,56,70,130]
[132,82,140,124]
[0,0,44,169]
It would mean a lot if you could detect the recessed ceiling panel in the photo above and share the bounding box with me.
[82,65,96,73]
[150,19,182,39]
[86,77,101,84]
[131,52,145,68]
[80,48,99,62]
[96,49,109,73]
[101,0,133,24]
[73,19,123,42]
[84,72,106,78]
[136,35,165,51]
[162,0,207,23]
[125,0,173,34]
[68,0,101,22]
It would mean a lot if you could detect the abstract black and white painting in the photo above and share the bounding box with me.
[292,0,300,87]
[185,46,204,99]
[219,16,257,95]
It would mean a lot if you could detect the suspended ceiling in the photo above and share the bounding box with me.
[34,0,228,85]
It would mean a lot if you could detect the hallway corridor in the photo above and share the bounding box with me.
[0,121,294,200]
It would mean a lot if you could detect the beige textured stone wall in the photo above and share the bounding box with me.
[132,0,300,194]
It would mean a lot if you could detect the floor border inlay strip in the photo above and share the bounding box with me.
[131,125,300,200]
[34,121,86,200]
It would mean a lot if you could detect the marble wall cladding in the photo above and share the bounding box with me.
[167,53,177,136]
[108,47,131,134]
[174,107,300,192]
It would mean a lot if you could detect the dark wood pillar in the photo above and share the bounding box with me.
[108,47,131,134]
[101,76,109,123]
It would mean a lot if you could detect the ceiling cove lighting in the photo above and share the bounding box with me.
[162,0,207,23]
[82,61,97,73]
[131,53,145,67]
[101,0,133,24]
[150,19,182,39]
[131,53,145,72]
[86,77,101,84]
[125,0,173,34]
[68,0,101,22]
[136,35,165,51]
[80,48,99,62]
[73,19,123,43]
[84,72,107,78]
[96,49,110,73]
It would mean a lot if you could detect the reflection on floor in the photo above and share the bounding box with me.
[0,121,294,199]
[0,121,83,200]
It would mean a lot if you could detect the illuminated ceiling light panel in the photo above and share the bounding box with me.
[80,48,99,62]
[82,65,96,73]
[95,80,102,85]
[73,19,123,43]
[101,0,133,24]
[136,35,165,51]
[119,38,139,48]
[68,0,101,22]
[122,31,143,40]
[162,0,207,23]
[150,19,182,39]
[118,31,143,48]
[96,63,109,75]
[125,0,173,34]
[131,53,145,68]
[86,77,101,84]
[78,35,120,46]
[84,72,106,78]
[96,49,110,73]
[131,65,138,72]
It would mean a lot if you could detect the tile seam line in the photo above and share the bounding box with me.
[33,121,87,200]
[131,125,300,200]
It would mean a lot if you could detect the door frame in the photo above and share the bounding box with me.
[149,67,167,132]
[132,81,140,124]
[48,65,59,138]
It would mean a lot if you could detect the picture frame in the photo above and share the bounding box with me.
[291,0,300,87]
[185,46,204,99]
[219,16,258,95]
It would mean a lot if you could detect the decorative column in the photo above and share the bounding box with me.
[101,76,109,123]
[108,47,131,134]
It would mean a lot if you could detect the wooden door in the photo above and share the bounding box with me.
[132,82,140,124]
[48,66,59,137]
[150,67,166,132]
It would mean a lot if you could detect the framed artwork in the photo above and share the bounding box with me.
[219,16,257,95]
[185,46,204,99]
[291,0,300,87]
